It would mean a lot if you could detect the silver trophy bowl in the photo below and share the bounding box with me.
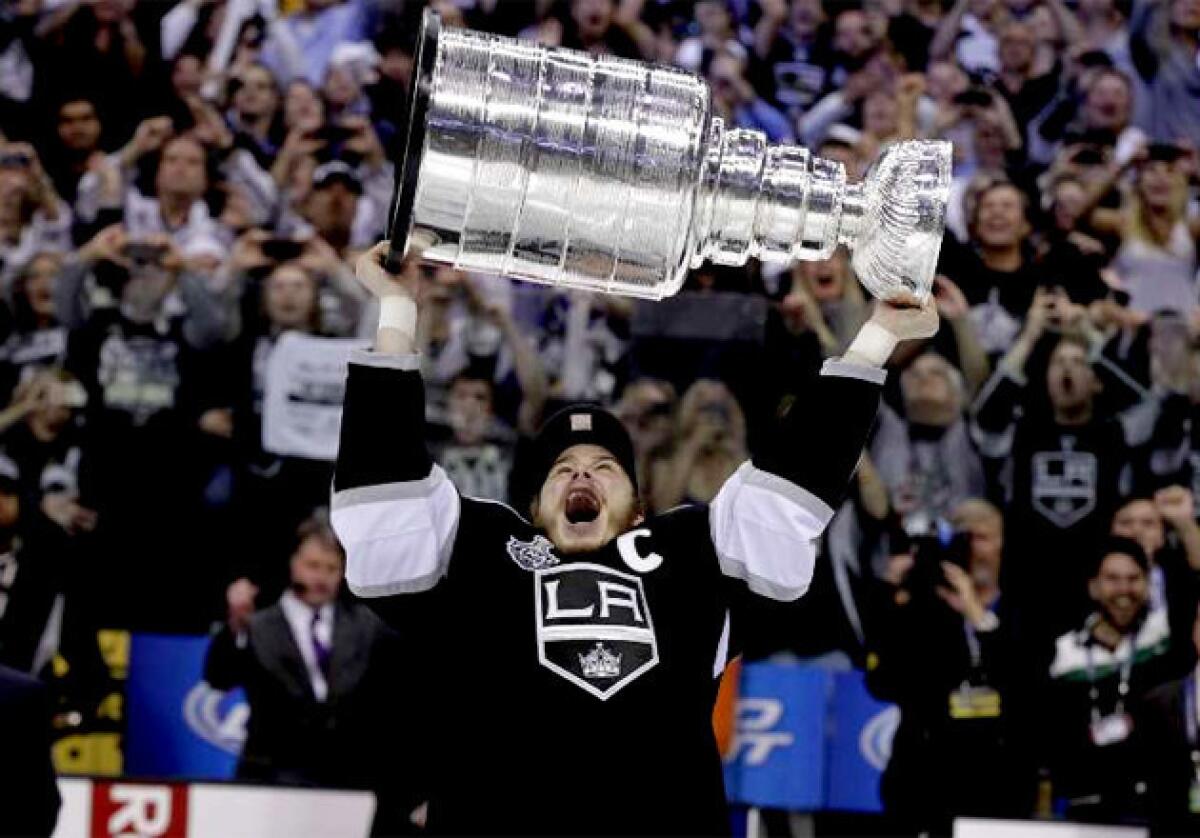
[389,11,951,302]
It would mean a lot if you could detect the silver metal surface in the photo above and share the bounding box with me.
[397,14,951,302]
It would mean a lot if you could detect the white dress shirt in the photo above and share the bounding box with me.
[280,591,335,702]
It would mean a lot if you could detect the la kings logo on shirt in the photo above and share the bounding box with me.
[534,563,658,700]
[1032,441,1098,528]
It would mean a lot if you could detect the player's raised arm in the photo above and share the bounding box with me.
[709,296,939,601]
[330,242,460,597]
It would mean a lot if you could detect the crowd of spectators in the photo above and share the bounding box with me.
[2,0,1200,833]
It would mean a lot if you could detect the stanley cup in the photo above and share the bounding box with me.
[388,11,952,302]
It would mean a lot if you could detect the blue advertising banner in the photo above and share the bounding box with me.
[723,662,897,814]
[124,634,247,779]
[827,670,899,812]
[723,663,830,810]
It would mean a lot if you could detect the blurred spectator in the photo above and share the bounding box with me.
[1095,145,1200,316]
[708,48,794,143]
[280,157,390,258]
[0,252,67,397]
[555,0,656,60]
[930,0,1008,76]
[972,296,1157,638]
[43,96,106,209]
[204,512,402,790]
[425,275,548,504]
[613,376,677,506]
[203,248,340,604]
[1110,489,1200,674]
[259,0,371,87]
[650,379,747,512]
[675,0,746,74]
[1042,537,1177,824]
[1130,0,1200,145]
[38,0,149,142]
[1138,603,1200,837]
[1077,0,1133,70]
[0,663,60,837]
[939,179,1107,356]
[779,251,869,357]
[873,351,987,535]
[869,499,1034,835]
[0,141,71,288]
[62,224,234,631]
[992,20,1059,130]
[227,63,285,169]
[752,0,831,114]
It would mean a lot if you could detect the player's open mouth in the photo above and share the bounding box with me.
[565,488,601,525]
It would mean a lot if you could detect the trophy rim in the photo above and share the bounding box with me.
[386,8,441,267]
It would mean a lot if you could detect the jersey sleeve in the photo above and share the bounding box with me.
[331,351,461,597]
[709,358,883,601]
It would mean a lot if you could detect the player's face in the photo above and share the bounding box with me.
[535,444,641,554]
[1090,552,1148,631]
[1112,500,1165,558]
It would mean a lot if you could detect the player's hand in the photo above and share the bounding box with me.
[355,241,422,300]
[869,292,940,342]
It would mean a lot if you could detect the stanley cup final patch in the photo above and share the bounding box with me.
[507,535,560,571]
[534,563,659,700]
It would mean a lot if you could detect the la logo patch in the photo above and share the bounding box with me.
[507,535,560,571]
[534,563,659,700]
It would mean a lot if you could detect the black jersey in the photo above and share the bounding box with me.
[331,353,884,835]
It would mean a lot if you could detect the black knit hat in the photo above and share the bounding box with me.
[529,404,639,497]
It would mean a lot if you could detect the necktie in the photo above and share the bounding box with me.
[310,608,332,677]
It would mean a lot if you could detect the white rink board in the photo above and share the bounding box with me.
[53,777,375,837]
[955,818,1148,838]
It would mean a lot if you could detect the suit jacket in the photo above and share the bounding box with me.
[0,665,60,837]
[203,595,401,789]
[1139,676,1200,837]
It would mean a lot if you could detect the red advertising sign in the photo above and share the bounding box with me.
[90,782,188,837]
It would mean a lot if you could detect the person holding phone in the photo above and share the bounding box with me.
[867,499,1034,835]
[0,142,71,288]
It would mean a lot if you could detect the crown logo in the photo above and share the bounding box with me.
[579,643,622,679]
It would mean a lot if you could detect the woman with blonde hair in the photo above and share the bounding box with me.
[1083,145,1200,315]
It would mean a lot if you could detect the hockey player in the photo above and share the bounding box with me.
[331,242,938,835]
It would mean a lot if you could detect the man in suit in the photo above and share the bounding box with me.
[1139,603,1200,836]
[203,511,405,792]
[0,664,60,837]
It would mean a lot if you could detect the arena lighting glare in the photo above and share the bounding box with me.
[388,10,951,303]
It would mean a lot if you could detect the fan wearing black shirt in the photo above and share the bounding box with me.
[330,243,939,836]
[939,180,1108,359]
[972,290,1157,644]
